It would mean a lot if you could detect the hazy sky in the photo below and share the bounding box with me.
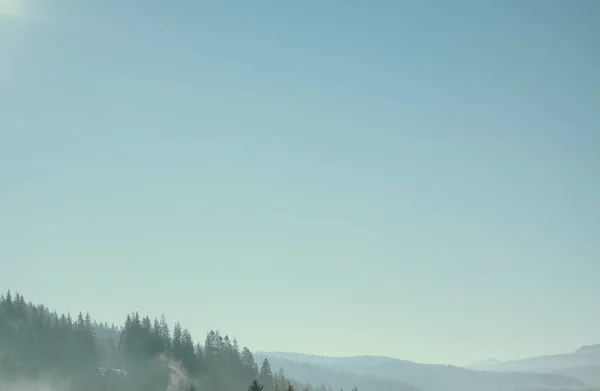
[1,1,599,366]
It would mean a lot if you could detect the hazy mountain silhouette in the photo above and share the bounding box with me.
[469,344,600,386]
[256,352,589,391]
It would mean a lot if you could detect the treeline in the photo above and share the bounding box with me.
[116,311,306,391]
[0,290,335,391]
[0,291,98,383]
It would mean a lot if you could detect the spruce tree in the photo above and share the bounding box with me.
[172,322,183,360]
[181,328,196,373]
[249,379,265,391]
[260,358,273,381]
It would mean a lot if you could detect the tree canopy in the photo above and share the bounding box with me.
[0,290,331,391]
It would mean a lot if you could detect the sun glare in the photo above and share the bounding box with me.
[0,0,24,19]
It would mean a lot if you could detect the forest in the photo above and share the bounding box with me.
[0,290,348,391]
[2,290,597,391]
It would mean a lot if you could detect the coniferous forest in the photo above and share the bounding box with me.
[2,290,598,391]
[0,290,333,391]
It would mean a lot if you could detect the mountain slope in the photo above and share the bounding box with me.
[257,352,589,391]
[553,366,600,388]
[255,354,420,391]
[469,345,600,372]
[469,345,600,386]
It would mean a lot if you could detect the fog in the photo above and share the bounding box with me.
[1,291,598,391]
[0,291,305,391]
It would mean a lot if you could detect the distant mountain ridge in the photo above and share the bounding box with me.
[469,344,600,372]
[256,351,589,391]
[468,344,600,387]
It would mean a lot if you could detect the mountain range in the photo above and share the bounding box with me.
[468,344,600,387]
[257,345,600,391]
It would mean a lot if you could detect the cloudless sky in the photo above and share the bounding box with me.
[1,0,599,366]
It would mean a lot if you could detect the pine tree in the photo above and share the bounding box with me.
[159,315,171,354]
[260,358,273,381]
[194,342,205,372]
[241,347,258,376]
[232,338,241,359]
[172,322,183,360]
[204,330,217,363]
[181,328,196,373]
[77,312,85,329]
[224,335,233,353]
[249,379,265,391]
[142,316,152,332]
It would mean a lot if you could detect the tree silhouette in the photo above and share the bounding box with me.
[0,290,356,391]
[250,379,265,391]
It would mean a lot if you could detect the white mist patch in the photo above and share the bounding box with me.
[159,354,193,391]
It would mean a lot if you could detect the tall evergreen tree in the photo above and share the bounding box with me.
[260,358,273,381]
[158,315,171,354]
[172,322,183,360]
[241,346,259,376]
[180,328,196,373]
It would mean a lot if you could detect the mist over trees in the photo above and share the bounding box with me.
[0,290,318,391]
[1,290,598,391]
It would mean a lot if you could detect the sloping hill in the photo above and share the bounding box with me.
[256,352,588,391]
[254,356,420,391]
[469,345,600,372]
[553,366,600,388]
[469,344,600,387]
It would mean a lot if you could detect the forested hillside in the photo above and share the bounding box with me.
[1,290,597,391]
[0,290,345,391]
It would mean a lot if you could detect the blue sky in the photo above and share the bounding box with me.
[1,0,598,366]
